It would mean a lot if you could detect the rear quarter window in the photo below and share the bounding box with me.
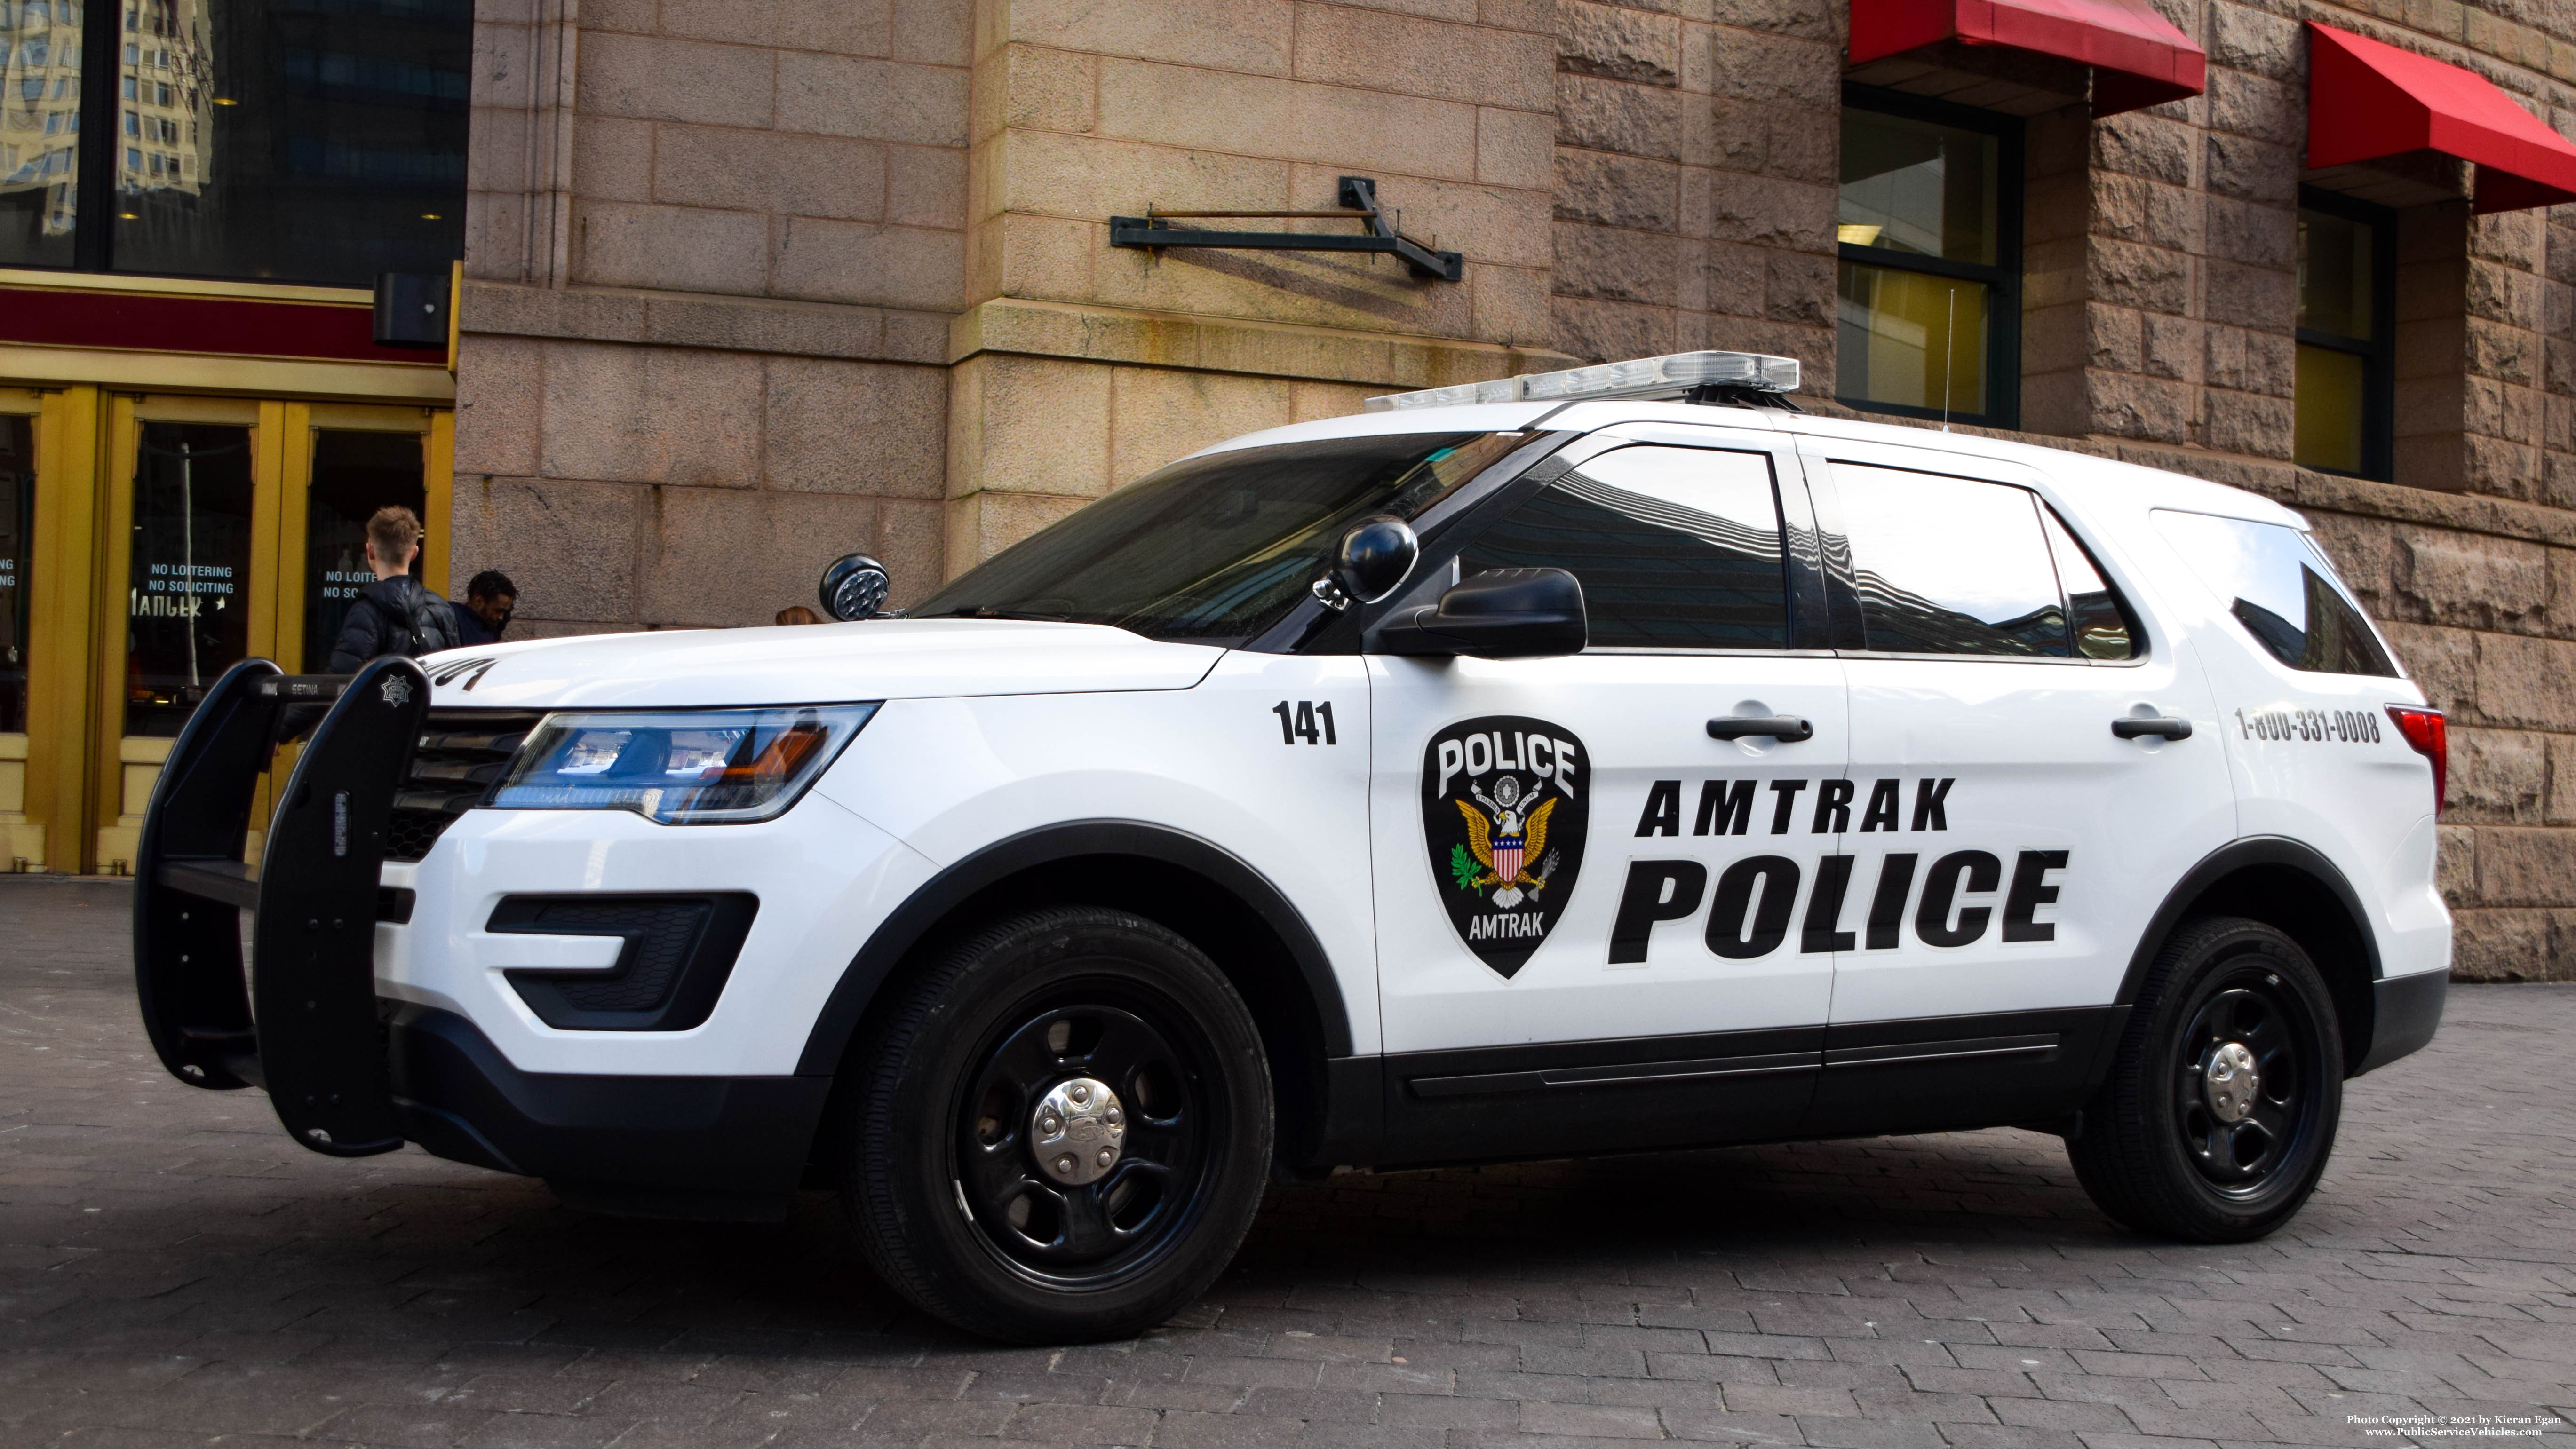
[2150,509,2398,678]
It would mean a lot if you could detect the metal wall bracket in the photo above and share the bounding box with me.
[1110,176,1464,282]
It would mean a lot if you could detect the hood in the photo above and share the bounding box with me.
[419,619,1226,710]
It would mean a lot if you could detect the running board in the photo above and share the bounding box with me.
[132,656,431,1157]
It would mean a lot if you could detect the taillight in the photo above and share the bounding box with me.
[2386,705,2446,813]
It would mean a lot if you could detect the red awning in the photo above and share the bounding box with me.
[2306,23,2576,214]
[1848,0,2208,117]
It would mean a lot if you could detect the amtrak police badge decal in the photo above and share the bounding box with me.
[1422,717,1589,977]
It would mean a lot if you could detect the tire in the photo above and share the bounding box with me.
[2069,916,2343,1242]
[842,907,1273,1342]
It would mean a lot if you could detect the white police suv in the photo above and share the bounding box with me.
[134,350,2449,1343]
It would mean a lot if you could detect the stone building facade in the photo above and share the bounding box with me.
[445,0,2576,978]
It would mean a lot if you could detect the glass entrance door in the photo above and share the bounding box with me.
[95,396,273,872]
[126,422,258,736]
[92,397,443,872]
[294,421,430,673]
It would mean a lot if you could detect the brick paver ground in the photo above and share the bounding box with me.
[4,877,2573,1448]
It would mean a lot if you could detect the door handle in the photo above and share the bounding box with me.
[2112,716,2194,740]
[1708,715,1813,742]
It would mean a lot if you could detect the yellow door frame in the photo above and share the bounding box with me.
[93,395,273,873]
[5,382,452,875]
[0,287,453,872]
[1,386,62,870]
[24,385,105,875]
[89,398,447,869]
[426,408,454,599]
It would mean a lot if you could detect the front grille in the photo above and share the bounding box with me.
[388,709,545,862]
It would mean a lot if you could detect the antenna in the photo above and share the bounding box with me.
[1940,287,1956,432]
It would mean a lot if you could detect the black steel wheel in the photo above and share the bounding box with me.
[954,998,1211,1283]
[2070,916,2342,1242]
[2172,977,2315,1194]
[843,908,1272,1342]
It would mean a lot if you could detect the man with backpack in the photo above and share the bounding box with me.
[327,506,462,672]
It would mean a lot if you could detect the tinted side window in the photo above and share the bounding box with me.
[2151,510,2398,677]
[2040,507,2138,661]
[1829,463,2068,657]
[1460,446,1789,650]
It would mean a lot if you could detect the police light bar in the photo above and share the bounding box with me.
[1362,349,1801,412]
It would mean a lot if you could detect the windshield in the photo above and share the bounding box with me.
[914,431,1530,643]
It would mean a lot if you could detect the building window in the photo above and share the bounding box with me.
[1,0,468,283]
[1836,86,2022,429]
[2294,190,2394,479]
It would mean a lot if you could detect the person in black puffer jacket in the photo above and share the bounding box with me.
[327,505,462,672]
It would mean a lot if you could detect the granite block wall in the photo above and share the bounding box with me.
[454,0,969,629]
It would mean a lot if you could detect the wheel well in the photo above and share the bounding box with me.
[2168,863,2375,1070]
[824,853,1335,1176]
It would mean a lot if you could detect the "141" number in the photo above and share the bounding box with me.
[1271,700,1338,745]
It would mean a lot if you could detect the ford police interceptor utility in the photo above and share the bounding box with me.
[133,350,2449,1343]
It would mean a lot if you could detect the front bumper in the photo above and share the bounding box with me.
[388,1004,827,1216]
[133,657,914,1199]
[387,770,922,1079]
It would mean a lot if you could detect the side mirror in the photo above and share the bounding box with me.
[1368,567,1587,659]
[819,553,891,621]
[1320,516,1418,609]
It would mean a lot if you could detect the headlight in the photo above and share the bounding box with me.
[489,704,879,824]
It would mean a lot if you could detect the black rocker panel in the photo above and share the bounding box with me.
[1376,1025,1824,1167]
[1371,1008,2127,1169]
[1798,1006,2124,1138]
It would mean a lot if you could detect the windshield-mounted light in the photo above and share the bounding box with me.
[489,704,879,824]
[1362,349,1801,412]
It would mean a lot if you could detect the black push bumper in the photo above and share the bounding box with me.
[135,657,433,1155]
[134,657,828,1207]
